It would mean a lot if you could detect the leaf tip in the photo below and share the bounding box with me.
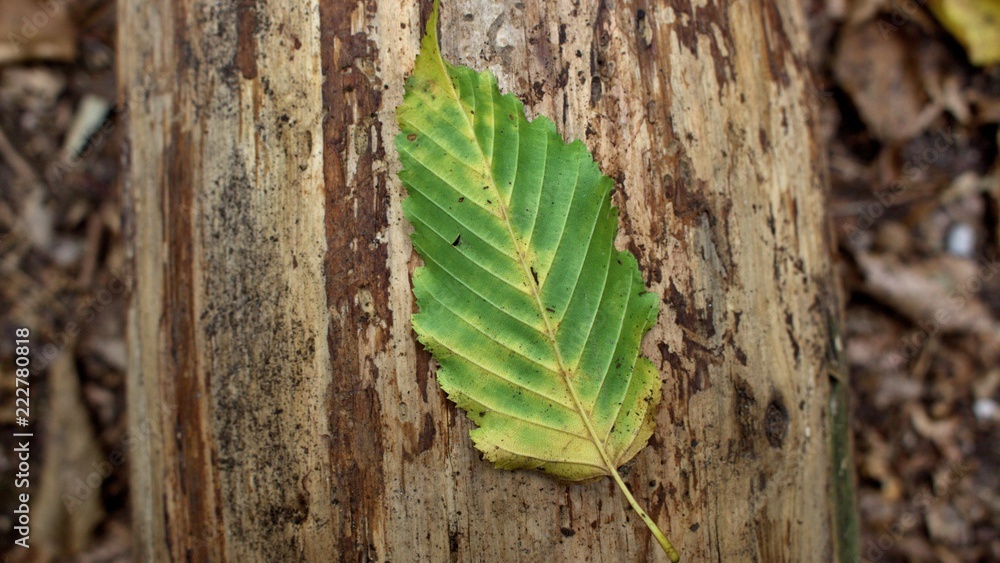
[422,0,443,61]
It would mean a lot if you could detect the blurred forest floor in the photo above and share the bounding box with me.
[0,0,997,561]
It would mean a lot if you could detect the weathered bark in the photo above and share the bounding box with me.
[119,0,857,560]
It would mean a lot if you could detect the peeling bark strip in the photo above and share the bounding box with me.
[162,120,220,561]
[121,0,856,560]
[235,0,259,80]
[319,0,389,557]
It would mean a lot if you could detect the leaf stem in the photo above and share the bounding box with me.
[608,466,680,562]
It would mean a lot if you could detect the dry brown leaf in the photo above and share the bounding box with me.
[845,0,887,25]
[856,252,1000,338]
[910,405,961,459]
[0,67,65,112]
[926,502,973,545]
[861,432,903,500]
[33,342,104,558]
[0,0,76,64]
[834,20,934,141]
[875,373,925,408]
[75,520,133,563]
[966,81,1000,123]
[897,536,937,562]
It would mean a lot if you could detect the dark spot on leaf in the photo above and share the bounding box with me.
[508,114,515,121]
[486,199,492,204]
[483,185,489,189]
[458,197,465,202]
[690,523,700,532]
[407,133,417,141]
[452,235,461,246]
[530,267,539,285]
[560,527,576,537]
[545,307,555,313]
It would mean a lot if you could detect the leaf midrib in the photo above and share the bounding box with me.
[433,53,623,473]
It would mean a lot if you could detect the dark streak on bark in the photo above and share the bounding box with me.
[589,0,609,105]
[161,3,223,559]
[784,309,801,364]
[731,376,758,461]
[164,117,218,560]
[666,279,716,341]
[416,412,437,454]
[759,2,793,88]
[416,347,431,403]
[409,283,431,402]
[670,0,736,97]
[631,0,687,262]
[236,0,259,79]
[764,395,789,448]
[320,0,388,558]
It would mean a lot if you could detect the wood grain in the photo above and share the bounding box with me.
[120,0,856,560]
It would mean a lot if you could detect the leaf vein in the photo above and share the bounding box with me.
[426,290,562,377]
[590,272,634,422]
[410,213,529,298]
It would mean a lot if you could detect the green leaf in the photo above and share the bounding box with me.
[395,2,678,559]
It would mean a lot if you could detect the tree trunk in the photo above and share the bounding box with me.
[119,0,857,560]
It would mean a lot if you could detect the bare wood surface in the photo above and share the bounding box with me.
[120,0,855,560]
